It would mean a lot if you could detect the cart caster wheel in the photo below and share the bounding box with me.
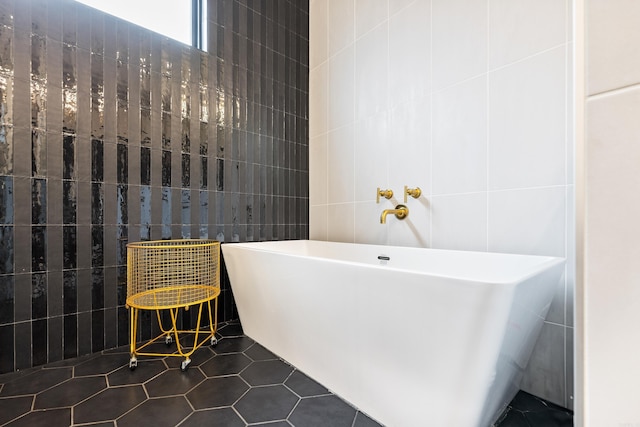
[129,358,138,371]
[165,335,173,345]
[210,337,218,347]
[180,359,191,372]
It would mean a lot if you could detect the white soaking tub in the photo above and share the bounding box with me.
[221,240,565,427]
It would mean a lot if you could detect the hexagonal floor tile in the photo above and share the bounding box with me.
[180,407,245,427]
[186,376,249,409]
[354,411,384,427]
[34,376,106,409]
[2,408,71,427]
[117,396,192,427]
[200,353,252,377]
[234,385,299,424]
[212,336,254,354]
[73,385,146,424]
[0,396,33,424]
[217,322,243,337]
[145,368,205,397]
[107,359,167,386]
[0,368,72,396]
[74,354,128,376]
[285,370,329,397]
[244,342,278,361]
[288,395,356,427]
[102,344,129,355]
[43,353,100,368]
[240,360,293,386]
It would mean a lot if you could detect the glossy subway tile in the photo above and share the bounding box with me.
[31,225,46,272]
[0,0,310,374]
[0,275,15,325]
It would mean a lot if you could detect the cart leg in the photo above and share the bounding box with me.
[156,309,172,335]
[191,301,206,351]
[129,307,138,361]
[168,307,184,356]
[207,298,218,347]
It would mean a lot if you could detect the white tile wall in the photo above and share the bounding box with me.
[327,202,355,242]
[584,85,640,425]
[354,201,388,245]
[310,0,574,410]
[388,0,430,106]
[432,76,487,195]
[389,0,418,16]
[431,0,487,90]
[309,134,327,205]
[355,0,388,38]
[355,23,388,120]
[487,187,566,257]
[488,0,567,69]
[520,322,567,407]
[309,61,327,138]
[327,0,354,54]
[388,96,431,193]
[327,45,355,131]
[327,125,355,204]
[430,193,487,251]
[309,204,328,240]
[354,112,389,201]
[310,0,328,69]
[587,0,640,95]
[488,47,566,190]
[387,197,431,248]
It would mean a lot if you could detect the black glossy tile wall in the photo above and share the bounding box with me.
[0,0,309,374]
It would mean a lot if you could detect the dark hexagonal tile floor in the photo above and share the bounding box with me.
[240,359,294,386]
[244,342,279,361]
[0,396,33,425]
[145,367,205,397]
[0,321,569,426]
[0,367,72,396]
[107,359,167,386]
[34,376,106,409]
[117,396,193,426]
[180,407,245,426]
[186,375,249,409]
[285,370,329,397]
[73,385,147,424]
[3,408,71,427]
[289,395,356,427]
[234,385,299,423]
[74,353,129,376]
[200,352,252,377]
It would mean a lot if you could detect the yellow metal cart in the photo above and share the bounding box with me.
[126,239,220,371]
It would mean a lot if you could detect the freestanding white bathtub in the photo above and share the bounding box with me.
[221,240,565,427]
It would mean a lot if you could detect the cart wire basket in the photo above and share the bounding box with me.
[126,239,220,371]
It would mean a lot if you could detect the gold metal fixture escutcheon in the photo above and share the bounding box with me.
[376,187,393,203]
[380,204,409,224]
[404,186,422,203]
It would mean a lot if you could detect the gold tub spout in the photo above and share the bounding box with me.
[380,204,409,224]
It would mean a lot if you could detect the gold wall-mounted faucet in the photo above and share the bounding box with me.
[404,186,422,203]
[376,187,393,203]
[380,204,408,224]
